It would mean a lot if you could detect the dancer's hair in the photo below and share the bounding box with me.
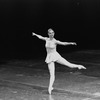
[48,28,55,34]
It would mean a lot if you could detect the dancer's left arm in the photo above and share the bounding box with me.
[56,40,77,46]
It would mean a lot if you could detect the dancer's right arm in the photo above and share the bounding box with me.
[32,32,47,41]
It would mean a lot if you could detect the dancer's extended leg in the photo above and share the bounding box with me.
[48,62,55,94]
[56,57,86,69]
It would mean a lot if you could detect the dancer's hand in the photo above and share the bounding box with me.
[78,65,86,69]
[71,42,77,45]
[32,32,36,36]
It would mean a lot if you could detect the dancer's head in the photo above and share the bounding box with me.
[48,28,55,39]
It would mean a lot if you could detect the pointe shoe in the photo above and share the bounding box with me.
[48,87,54,95]
[78,65,86,69]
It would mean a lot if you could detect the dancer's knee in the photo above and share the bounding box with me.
[57,58,76,68]
[50,73,55,78]
[57,58,70,66]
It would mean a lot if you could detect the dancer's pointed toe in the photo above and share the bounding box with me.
[48,87,54,95]
[78,65,86,69]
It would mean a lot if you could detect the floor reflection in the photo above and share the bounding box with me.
[49,95,54,100]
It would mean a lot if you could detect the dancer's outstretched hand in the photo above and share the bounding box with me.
[78,65,86,69]
[71,42,77,45]
[32,32,36,36]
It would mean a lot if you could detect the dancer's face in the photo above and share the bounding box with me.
[48,30,55,39]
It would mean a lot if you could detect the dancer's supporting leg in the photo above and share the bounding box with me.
[56,57,86,69]
[48,62,55,94]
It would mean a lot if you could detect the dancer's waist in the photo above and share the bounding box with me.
[46,48,56,54]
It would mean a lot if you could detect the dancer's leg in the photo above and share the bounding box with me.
[48,62,55,94]
[56,57,86,69]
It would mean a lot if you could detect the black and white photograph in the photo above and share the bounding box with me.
[0,0,100,100]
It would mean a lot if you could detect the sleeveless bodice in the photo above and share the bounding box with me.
[45,38,57,54]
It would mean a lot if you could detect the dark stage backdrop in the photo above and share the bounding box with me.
[0,0,100,59]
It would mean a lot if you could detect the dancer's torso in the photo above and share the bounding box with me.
[45,38,57,54]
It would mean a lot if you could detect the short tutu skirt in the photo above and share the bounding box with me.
[45,51,62,63]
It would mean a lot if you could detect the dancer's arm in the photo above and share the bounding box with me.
[56,40,77,46]
[32,32,47,41]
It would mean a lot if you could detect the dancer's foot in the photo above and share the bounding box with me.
[48,87,54,95]
[77,65,86,69]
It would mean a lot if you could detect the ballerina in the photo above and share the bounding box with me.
[32,28,86,95]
